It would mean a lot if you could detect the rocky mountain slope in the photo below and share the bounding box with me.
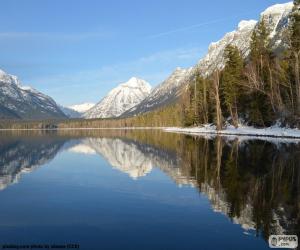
[123,2,293,117]
[193,2,293,76]
[84,77,151,119]
[0,69,66,120]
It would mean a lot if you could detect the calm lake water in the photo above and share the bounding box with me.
[0,129,299,250]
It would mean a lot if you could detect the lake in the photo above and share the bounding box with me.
[0,129,298,250]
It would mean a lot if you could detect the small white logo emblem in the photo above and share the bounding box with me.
[269,235,298,248]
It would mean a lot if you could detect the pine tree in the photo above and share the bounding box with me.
[245,19,276,126]
[249,19,270,70]
[221,45,244,128]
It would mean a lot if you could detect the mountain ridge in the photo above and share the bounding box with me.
[0,69,67,120]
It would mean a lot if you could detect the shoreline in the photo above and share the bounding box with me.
[1,125,300,140]
[0,127,162,131]
[164,125,300,140]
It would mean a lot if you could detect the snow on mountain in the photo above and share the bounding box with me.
[60,103,95,118]
[84,77,151,119]
[194,20,257,77]
[123,2,294,117]
[261,2,294,48]
[194,1,293,77]
[193,2,292,76]
[262,2,294,24]
[69,103,95,113]
[122,67,192,116]
[0,69,66,119]
[59,105,81,118]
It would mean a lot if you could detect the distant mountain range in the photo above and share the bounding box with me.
[0,2,294,120]
[69,103,95,113]
[60,103,95,118]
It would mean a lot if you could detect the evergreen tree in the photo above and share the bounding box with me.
[249,19,270,69]
[221,45,244,127]
[245,19,276,126]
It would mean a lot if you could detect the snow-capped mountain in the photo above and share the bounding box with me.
[122,67,192,116]
[69,103,95,113]
[261,2,294,38]
[84,77,151,119]
[194,19,257,77]
[0,69,66,119]
[60,103,95,118]
[261,2,294,50]
[59,105,81,118]
[123,2,293,117]
[193,2,293,76]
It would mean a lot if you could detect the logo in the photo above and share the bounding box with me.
[269,235,298,248]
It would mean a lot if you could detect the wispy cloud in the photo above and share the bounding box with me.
[146,10,258,39]
[137,47,204,64]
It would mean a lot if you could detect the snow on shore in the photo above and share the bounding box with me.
[164,124,300,140]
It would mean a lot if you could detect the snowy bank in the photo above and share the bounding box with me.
[164,124,300,140]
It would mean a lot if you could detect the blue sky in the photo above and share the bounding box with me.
[0,0,290,106]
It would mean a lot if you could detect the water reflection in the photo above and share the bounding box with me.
[0,129,299,245]
[0,134,65,190]
[178,136,300,240]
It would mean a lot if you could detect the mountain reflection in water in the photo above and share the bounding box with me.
[0,129,299,247]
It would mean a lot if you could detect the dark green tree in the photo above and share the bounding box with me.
[221,45,244,128]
